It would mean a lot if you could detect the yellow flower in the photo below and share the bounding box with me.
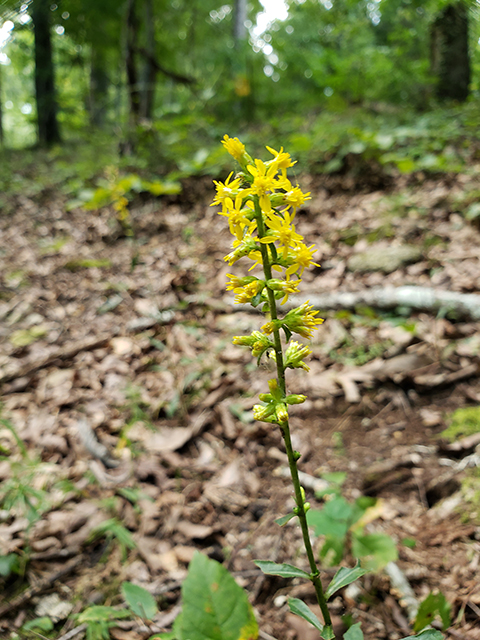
[284,302,324,339]
[247,159,279,213]
[224,233,260,266]
[259,210,304,259]
[285,243,320,277]
[218,194,256,240]
[266,145,297,177]
[284,185,311,214]
[222,135,246,162]
[261,320,276,335]
[275,177,311,216]
[211,172,243,214]
[233,280,264,304]
[267,278,301,304]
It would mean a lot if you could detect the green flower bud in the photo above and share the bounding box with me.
[286,393,307,405]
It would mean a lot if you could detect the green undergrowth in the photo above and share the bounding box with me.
[2,103,480,216]
[441,405,480,441]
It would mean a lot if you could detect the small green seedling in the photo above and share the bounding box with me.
[414,592,451,633]
[89,518,136,560]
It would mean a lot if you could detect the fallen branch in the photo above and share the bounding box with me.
[228,286,480,321]
[295,286,480,320]
[0,334,112,384]
[384,561,419,622]
[0,556,83,618]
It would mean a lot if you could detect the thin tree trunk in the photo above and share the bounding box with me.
[431,1,470,102]
[140,0,157,120]
[125,0,141,124]
[233,0,247,45]
[89,44,109,127]
[0,63,4,146]
[31,0,60,146]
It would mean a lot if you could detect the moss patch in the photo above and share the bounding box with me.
[441,406,480,442]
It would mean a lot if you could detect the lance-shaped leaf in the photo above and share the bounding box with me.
[399,631,443,640]
[344,623,364,640]
[275,512,296,526]
[254,560,310,580]
[288,598,334,639]
[325,564,368,600]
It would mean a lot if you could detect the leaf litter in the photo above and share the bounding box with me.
[0,171,480,639]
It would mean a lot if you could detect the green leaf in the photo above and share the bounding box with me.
[321,472,347,486]
[308,496,354,539]
[177,552,258,640]
[0,553,20,577]
[319,536,345,567]
[22,617,54,632]
[351,532,398,571]
[287,598,323,633]
[251,291,263,307]
[413,592,451,632]
[399,630,444,640]
[282,325,293,341]
[325,564,368,600]
[9,325,48,347]
[121,582,158,620]
[78,606,131,624]
[254,560,310,580]
[344,622,364,640]
[275,512,296,526]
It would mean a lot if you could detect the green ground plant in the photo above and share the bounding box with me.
[441,405,480,441]
[308,474,398,571]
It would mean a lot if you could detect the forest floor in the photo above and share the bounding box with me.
[1,165,480,640]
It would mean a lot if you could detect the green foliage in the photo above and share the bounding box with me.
[308,478,398,570]
[344,622,364,640]
[166,552,258,640]
[0,415,57,525]
[400,631,444,640]
[89,518,136,559]
[441,406,480,441]
[21,617,55,633]
[0,553,20,577]
[77,605,132,640]
[121,582,157,620]
[414,592,451,632]
[288,598,334,639]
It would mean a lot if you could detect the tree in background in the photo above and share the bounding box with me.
[31,0,60,145]
[431,1,470,101]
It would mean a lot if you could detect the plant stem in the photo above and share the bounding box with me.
[253,198,332,630]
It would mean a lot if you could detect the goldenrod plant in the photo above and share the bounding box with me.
[213,136,444,640]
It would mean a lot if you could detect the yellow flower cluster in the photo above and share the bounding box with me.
[212,135,318,301]
[213,135,324,426]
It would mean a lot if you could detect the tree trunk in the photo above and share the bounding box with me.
[140,0,157,120]
[125,0,141,124]
[0,63,4,147]
[233,0,247,45]
[89,44,109,127]
[31,0,60,145]
[431,1,470,102]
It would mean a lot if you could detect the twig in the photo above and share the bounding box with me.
[55,624,88,640]
[0,556,83,618]
[384,561,419,622]
[0,334,112,384]
[259,631,279,640]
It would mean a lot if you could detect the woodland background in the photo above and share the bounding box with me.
[1,1,480,640]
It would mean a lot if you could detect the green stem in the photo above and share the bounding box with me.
[253,197,332,631]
